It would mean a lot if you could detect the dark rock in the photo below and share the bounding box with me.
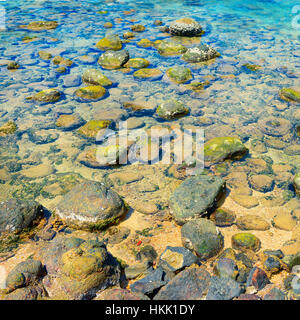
[246,267,270,291]
[264,287,286,300]
[169,18,203,37]
[206,276,242,300]
[169,175,226,225]
[130,267,167,297]
[136,245,157,264]
[182,44,220,63]
[154,268,211,300]
[181,218,224,260]
[210,208,236,227]
[214,258,239,280]
[0,199,44,238]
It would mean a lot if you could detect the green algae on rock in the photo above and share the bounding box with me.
[156,39,187,56]
[137,39,153,48]
[204,136,248,165]
[75,85,106,101]
[243,63,262,71]
[96,34,123,51]
[98,50,129,69]
[169,18,203,36]
[56,181,126,231]
[166,66,192,84]
[181,218,224,259]
[279,87,300,103]
[82,69,113,87]
[131,24,146,32]
[169,175,226,225]
[182,44,220,63]
[133,68,162,80]
[210,208,236,227]
[19,21,58,31]
[156,99,189,120]
[0,121,17,137]
[52,56,73,66]
[124,58,150,69]
[77,120,112,139]
[38,51,52,60]
[232,233,261,252]
[33,89,61,103]
[7,61,20,70]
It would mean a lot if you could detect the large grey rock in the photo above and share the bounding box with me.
[169,175,226,225]
[98,50,129,69]
[56,181,126,231]
[181,218,224,260]
[169,18,203,36]
[182,44,220,63]
[206,276,242,300]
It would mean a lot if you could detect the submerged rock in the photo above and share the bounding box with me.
[236,215,270,231]
[96,34,123,51]
[33,89,61,103]
[56,181,126,231]
[232,233,261,252]
[181,218,224,259]
[75,86,106,101]
[166,66,192,84]
[210,208,236,227]
[131,24,146,32]
[133,68,162,80]
[154,268,211,300]
[156,40,187,56]
[204,137,248,165]
[98,50,129,69]
[56,113,85,131]
[158,246,198,272]
[156,99,189,120]
[169,175,226,225]
[0,121,17,137]
[124,58,150,69]
[20,21,58,31]
[182,44,220,63]
[0,199,44,238]
[248,174,274,192]
[279,87,300,103]
[77,120,111,139]
[169,18,203,37]
[82,69,113,87]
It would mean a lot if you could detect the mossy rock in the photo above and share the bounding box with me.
[279,87,300,103]
[52,56,73,67]
[181,218,224,260]
[104,22,113,28]
[75,86,106,101]
[33,89,61,103]
[243,63,262,72]
[82,69,113,87]
[56,180,126,231]
[123,31,134,39]
[137,39,153,48]
[133,68,162,80]
[156,99,189,120]
[77,120,112,139]
[20,21,58,31]
[7,62,20,70]
[96,34,123,51]
[98,50,129,69]
[55,114,85,131]
[124,58,150,69]
[131,24,146,32]
[232,233,261,252]
[166,66,192,84]
[156,40,187,56]
[204,136,248,165]
[182,44,220,63]
[38,51,52,60]
[0,121,17,137]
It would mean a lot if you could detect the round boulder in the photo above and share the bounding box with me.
[169,18,203,37]
[55,181,126,231]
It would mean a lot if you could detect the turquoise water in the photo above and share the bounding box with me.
[0,0,299,203]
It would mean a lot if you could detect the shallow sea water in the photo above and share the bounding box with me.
[0,0,299,289]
